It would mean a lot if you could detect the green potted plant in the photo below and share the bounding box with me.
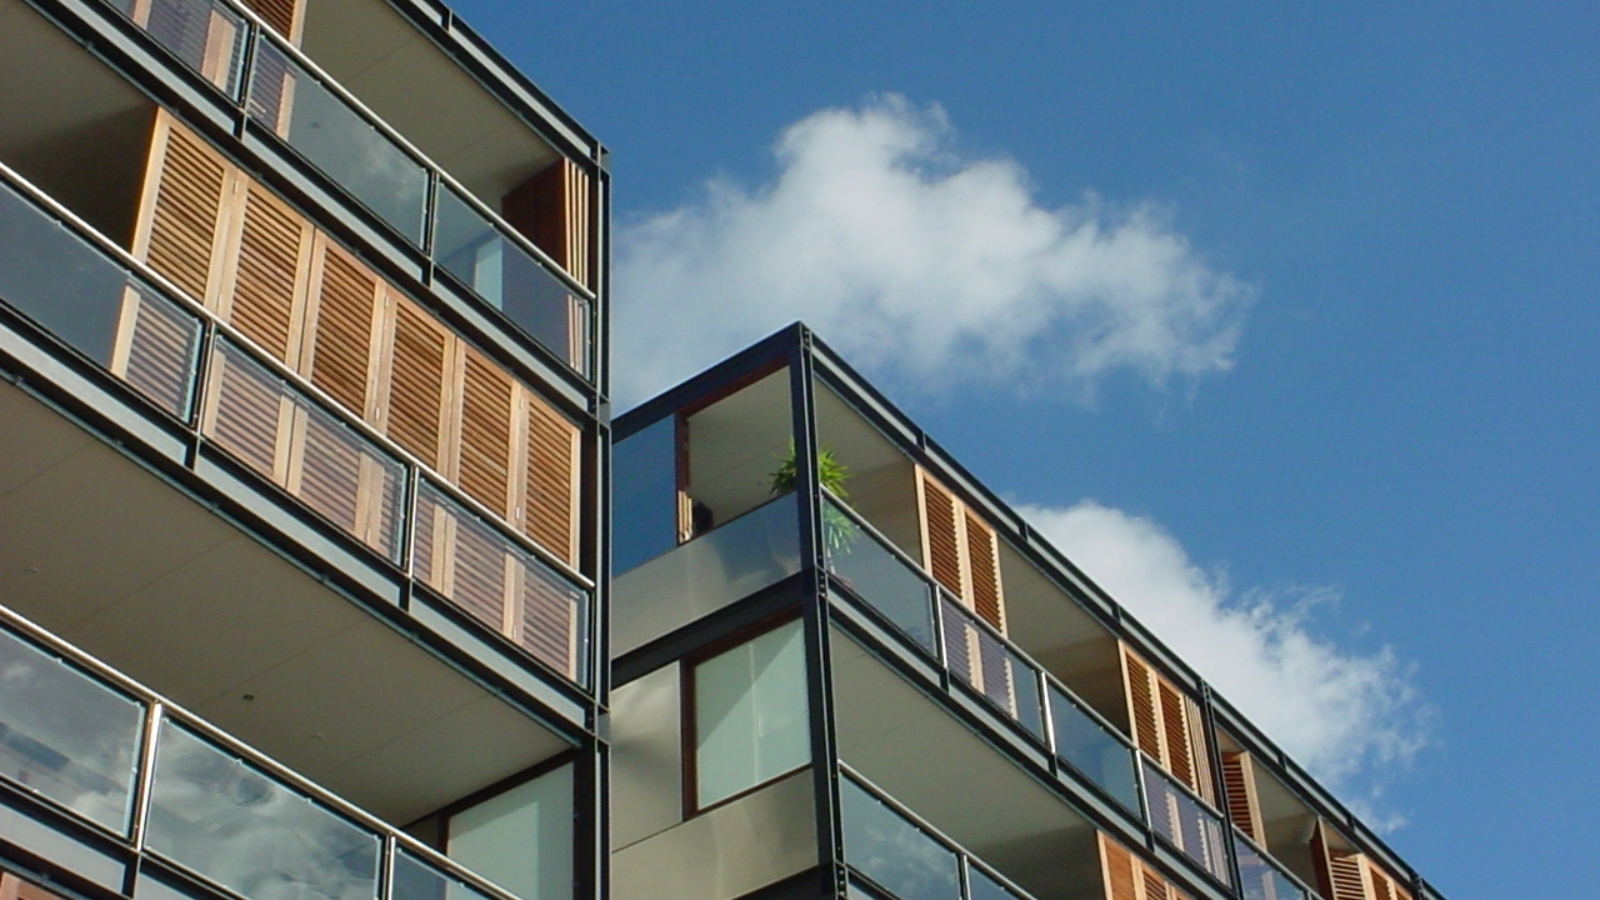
[768,441,858,555]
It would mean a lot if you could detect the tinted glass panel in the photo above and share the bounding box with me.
[612,417,678,574]
[0,628,142,833]
[695,621,809,808]
[839,778,959,900]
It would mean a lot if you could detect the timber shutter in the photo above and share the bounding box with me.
[382,298,457,471]
[216,182,313,364]
[236,0,303,44]
[917,468,1006,632]
[1123,645,1217,805]
[133,112,234,308]
[504,159,593,290]
[301,236,387,419]
[458,346,517,518]
[1221,751,1265,844]
[1097,834,1192,900]
[521,390,580,567]
[1312,823,1413,900]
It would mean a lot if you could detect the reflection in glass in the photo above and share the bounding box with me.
[824,500,936,652]
[967,867,1027,900]
[434,187,586,372]
[1236,834,1311,900]
[1141,758,1229,884]
[1046,686,1141,813]
[612,417,679,574]
[135,0,247,95]
[695,621,809,808]
[0,628,143,834]
[839,777,960,900]
[247,41,428,244]
[147,722,381,900]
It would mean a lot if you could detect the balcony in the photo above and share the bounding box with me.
[96,0,597,377]
[0,611,565,900]
[0,160,592,692]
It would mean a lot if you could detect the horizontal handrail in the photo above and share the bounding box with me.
[0,605,528,900]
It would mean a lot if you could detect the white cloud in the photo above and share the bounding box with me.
[1018,500,1430,818]
[615,95,1252,406]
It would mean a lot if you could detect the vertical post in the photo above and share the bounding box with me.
[1199,682,1241,891]
[128,702,164,853]
[788,326,843,898]
[234,24,259,138]
[1037,669,1058,764]
[378,835,396,900]
[186,319,220,469]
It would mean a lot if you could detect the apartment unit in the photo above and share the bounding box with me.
[609,325,1448,900]
[0,3,607,900]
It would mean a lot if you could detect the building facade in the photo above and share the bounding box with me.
[0,4,609,900]
[609,325,1448,900]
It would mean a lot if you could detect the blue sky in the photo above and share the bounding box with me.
[451,2,1596,895]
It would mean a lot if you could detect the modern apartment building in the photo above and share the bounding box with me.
[609,325,1448,900]
[0,4,607,900]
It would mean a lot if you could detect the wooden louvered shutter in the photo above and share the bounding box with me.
[382,298,458,471]
[918,471,965,597]
[964,510,1005,631]
[1221,752,1265,843]
[237,0,303,43]
[1185,695,1217,805]
[133,112,234,307]
[1124,648,1164,761]
[1313,822,1372,900]
[217,183,313,365]
[520,389,580,567]
[301,236,387,419]
[1098,833,1139,900]
[110,288,200,419]
[1158,681,1197,787]
[504,159,592,290]
[457,347,517,518]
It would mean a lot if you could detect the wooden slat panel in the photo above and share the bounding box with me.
[504,159,592,290]
[448,517,513,636]
[1158,681,1195,787]
[965,510,1005,632]
[384,299,451,469]
[238,0,301,43]
[303,239,382,417]
[1221,752,1264,844]
[458,348,516,518]
[221,184,311,364]
[205,349,290,483]
[1124,648,1163,761]
[1185,695,1217,805]
[1141,870,1169,900]
[522,390,579,566]
[116,290,196,418]
[1328,853,1369,900]
[919,473,964,597]
[136,114,231,306]
[520,566,576,679]
[1097,833,1139,900]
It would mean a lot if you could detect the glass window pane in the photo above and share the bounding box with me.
[447,764,573,900]
[694,621,809,808]
[0,629,143,833]
[146,721,380,900]
[839,778,959,900]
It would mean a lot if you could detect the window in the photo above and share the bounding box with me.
[690,620,810,810]
[447,763,574,900]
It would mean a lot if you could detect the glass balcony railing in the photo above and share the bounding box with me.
[0,162,592,691]
[106,0,596,378]
[0,614,528,900]
[1235,828,1321,900]
[1141,756,1230,884]
[823,495,1143,812]
[840,770,1035,900]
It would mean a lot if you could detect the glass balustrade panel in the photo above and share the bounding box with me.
[434,187,586,373]
[1046,686,1141,814]
[1141,758,1229,883]
[967,867,1029,900]
[247,41,428,245]
[825,502,936,652]
[938,597,1043,735]
[146,720,381,900]
[1235,834,1311,900]
[0,628,144,834]
[133,0,248,95]
[839,777,961,900]
[0,177,202,419]
[391,849,500,900]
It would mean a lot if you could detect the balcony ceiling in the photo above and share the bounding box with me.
[0,378,567,824]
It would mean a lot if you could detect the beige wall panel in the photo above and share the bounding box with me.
[610,664,683,850]
[612,769,817,900]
